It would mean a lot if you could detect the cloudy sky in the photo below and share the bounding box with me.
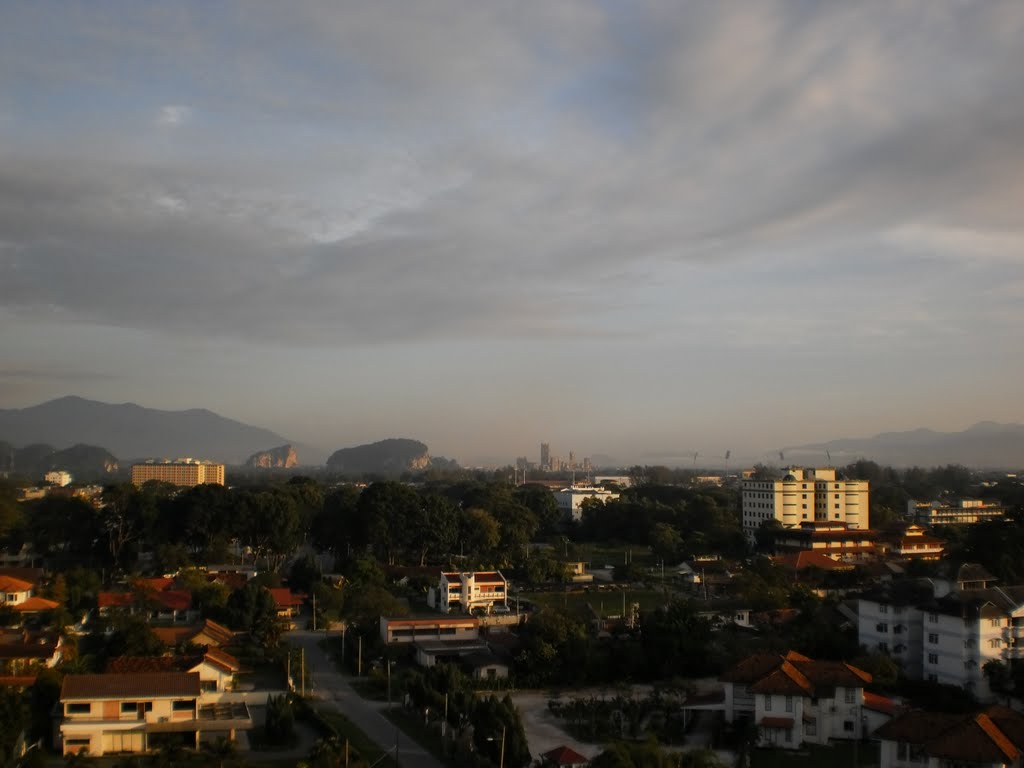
[2,2,1023,466]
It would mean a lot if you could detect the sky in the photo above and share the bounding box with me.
[1,2,1023,466]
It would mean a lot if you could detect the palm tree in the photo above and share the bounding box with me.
[202,737,238,768]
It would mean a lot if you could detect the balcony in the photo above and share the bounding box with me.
[1003,626,1024,640]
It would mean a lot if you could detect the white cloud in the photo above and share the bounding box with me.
[156,105,191,126]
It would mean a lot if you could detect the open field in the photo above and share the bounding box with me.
[523,586,671,616]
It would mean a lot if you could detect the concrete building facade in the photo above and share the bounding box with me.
[130,460,225,488]
[742,467,869,545]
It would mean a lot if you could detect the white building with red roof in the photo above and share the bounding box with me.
[720,651,893,748]
[429,571,509,614]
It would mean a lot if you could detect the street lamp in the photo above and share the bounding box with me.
[386,659,397,712]
[486,726,506,768]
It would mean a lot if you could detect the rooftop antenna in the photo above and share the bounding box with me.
[826,449,832,466]
[779,450,785,464]
[692,451,699,467]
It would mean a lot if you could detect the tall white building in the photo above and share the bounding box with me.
[857,567,1024,702]
[741,467,869,545]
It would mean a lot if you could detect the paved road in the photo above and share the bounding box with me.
[285,630,445,768]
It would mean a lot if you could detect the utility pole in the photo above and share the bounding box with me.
[358,635,362,677]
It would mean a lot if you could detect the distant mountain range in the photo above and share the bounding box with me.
[0,396,288,465]
[788,421,1024,469]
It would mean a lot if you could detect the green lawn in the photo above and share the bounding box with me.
[524,587,670,616]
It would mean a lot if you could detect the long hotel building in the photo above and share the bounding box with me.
[741,467,868,544]
[130,459,225,488]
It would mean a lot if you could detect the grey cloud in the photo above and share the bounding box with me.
[1,2,1023,350]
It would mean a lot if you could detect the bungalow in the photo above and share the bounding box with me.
[97,588,198,625]
[379,615,480,645]
[152,619,235,650]
[268,588,305,620]
[59,672,252,756]
[0,629,64,676]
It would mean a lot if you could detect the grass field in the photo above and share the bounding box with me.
[523,586,671,617]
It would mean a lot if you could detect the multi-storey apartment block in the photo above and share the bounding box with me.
[130,460,225,488]
[909,499,1008,527]
[857,567,1024,701]
[742,468,868,545]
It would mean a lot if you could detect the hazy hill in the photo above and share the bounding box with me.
[246,444,299,469]
[0,396,288,464]
[326,438,430,475]
[788,421,1024,468]
[0,441,119,482]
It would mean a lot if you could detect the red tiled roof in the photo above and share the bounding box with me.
[135,577,175,592]
[202,647,240,673]
[152,627,193,646]
[541,745,589,765]
[0,575,33,592]
[61,672,201,700]
[760,716,795,729]
[474,572,505,583]
[0,676,37,688]
[863,691,902,717]
[98,592,136,609]
[442,573,462,583]
[268,588,304,608]
[773,551,854,572]
[876,708,1024,764]
[13,596,58,612]
[724,651,871,697]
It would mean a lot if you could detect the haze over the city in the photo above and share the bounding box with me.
[2,3,1022,466]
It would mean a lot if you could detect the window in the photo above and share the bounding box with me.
[784,728,792,743]
[835,493,840,499]
[990,618,1001,627]
[785,695,793,712]
[844,688,856,704]
[843,720,854,732]
[805,718,816,736]
[990,638,1002,649]
[928,673,938,683]
[878,642,888,652]
[928,653,938,664]
[928,612,938,623]
[878,604,889,614]
[65,738,90,749]
[171,700,194,712]
[876,623,889,633]
[928,633,939,644]
[764,694,772,711]
[67,703,90,714]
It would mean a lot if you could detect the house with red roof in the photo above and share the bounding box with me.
[540,745,590,766]
[98,581,199,625]
[0,574,59,616]
[721,651,894,748]
[107,647,241,693]
[268,588,305,620]
[874,705,1024,768]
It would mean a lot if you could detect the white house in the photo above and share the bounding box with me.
[428,571,508,614]
[552,486,620,523]
[721,651,878,748]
